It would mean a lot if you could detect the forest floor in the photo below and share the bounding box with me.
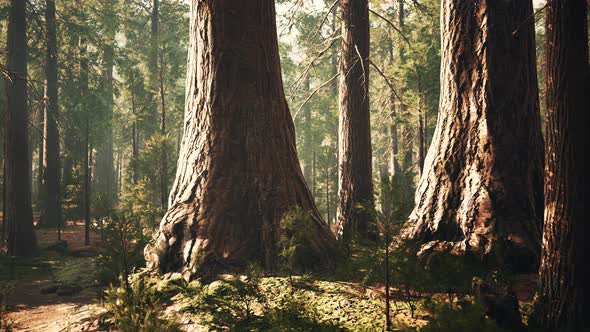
[1,224,103,331]
[0,223,538,331]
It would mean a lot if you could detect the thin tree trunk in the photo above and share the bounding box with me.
[95,44,115,216]
[388,35,399,177]
[80,34,91,246]
[534,1,590,330]
[146,0,338,277]
[37,110,44,219]
[397,0,412,171]
[1,79,6,241]
[312,151,316,199]
[403,0,544,271]
[130,86,138,185]
[384,229,391,331]
[84,136,91,246]
[302,76,312,184]
[159,53,168,210]
[336,0,374,241]
[5,0,36,256]
[417,78,426,175]
[326,151,331,225]
[146,0,159,136]
[119,152,123,196]
[43,0,61,228]
[1,159,5,242]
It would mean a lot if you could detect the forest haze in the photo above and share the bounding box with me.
[0,0,588,331]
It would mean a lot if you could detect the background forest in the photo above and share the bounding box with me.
[0,0,588,331]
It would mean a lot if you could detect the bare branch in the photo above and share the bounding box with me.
[369,8,416,54]
[292,72,340,120]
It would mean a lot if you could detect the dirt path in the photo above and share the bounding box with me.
[2,225,103,332]
[5,281,98,332]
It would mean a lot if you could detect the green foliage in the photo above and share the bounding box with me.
[174,274,344,332]
[174,266,265,330]
[100,275,180,332]
[279,207,319,276]
[95,213,149,286]
[260,295,341,332]
[53,258,99,289]
[426,253,476,303]
[119,134,175,227]
[419,300,506,332]
[0,282,16,332]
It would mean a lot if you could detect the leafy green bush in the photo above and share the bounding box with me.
[119,134,174,228]
[419,300,506,332]
[279,207,321,276]
[174,271,343,331]
[53,257,99,289]
[174,270,264,329]
[261,295,341,332]
[95,213,149,286]
[100,275,180,332]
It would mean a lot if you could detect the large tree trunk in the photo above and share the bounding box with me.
[42,0,61,227]
[146,0,338,277]
[336,0,374,241]
[533,1,590,330]
[402,0,544,271]
[4,0,36,256]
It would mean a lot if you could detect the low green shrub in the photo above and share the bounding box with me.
[95,213,149,286]
[99,275,180,332]
[174,271,343,331]
[419,299,506,332]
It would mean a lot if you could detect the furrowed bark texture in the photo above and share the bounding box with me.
[42,0,61,227]
[336,0,374,241]
[147,0,338,277]
[534,0,590,330]
[403,0,544,271]
[5,0,36,256]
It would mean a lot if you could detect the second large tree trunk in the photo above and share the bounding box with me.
[533,1,590,330]
[146,0,337,278]
[5,0,36,256]
[336,0,374,241]
[402,0,544,271]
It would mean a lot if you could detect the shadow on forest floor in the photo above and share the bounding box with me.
[0,224,102,332]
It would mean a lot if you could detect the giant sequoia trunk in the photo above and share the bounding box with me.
[336,0,374,241]
[5,0,36,256]
[42,0,61,227]
[146,0,338,277]
[403,0,544,271]
[534,1,590,330]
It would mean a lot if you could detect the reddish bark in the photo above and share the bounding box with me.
[147,0,337,277]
